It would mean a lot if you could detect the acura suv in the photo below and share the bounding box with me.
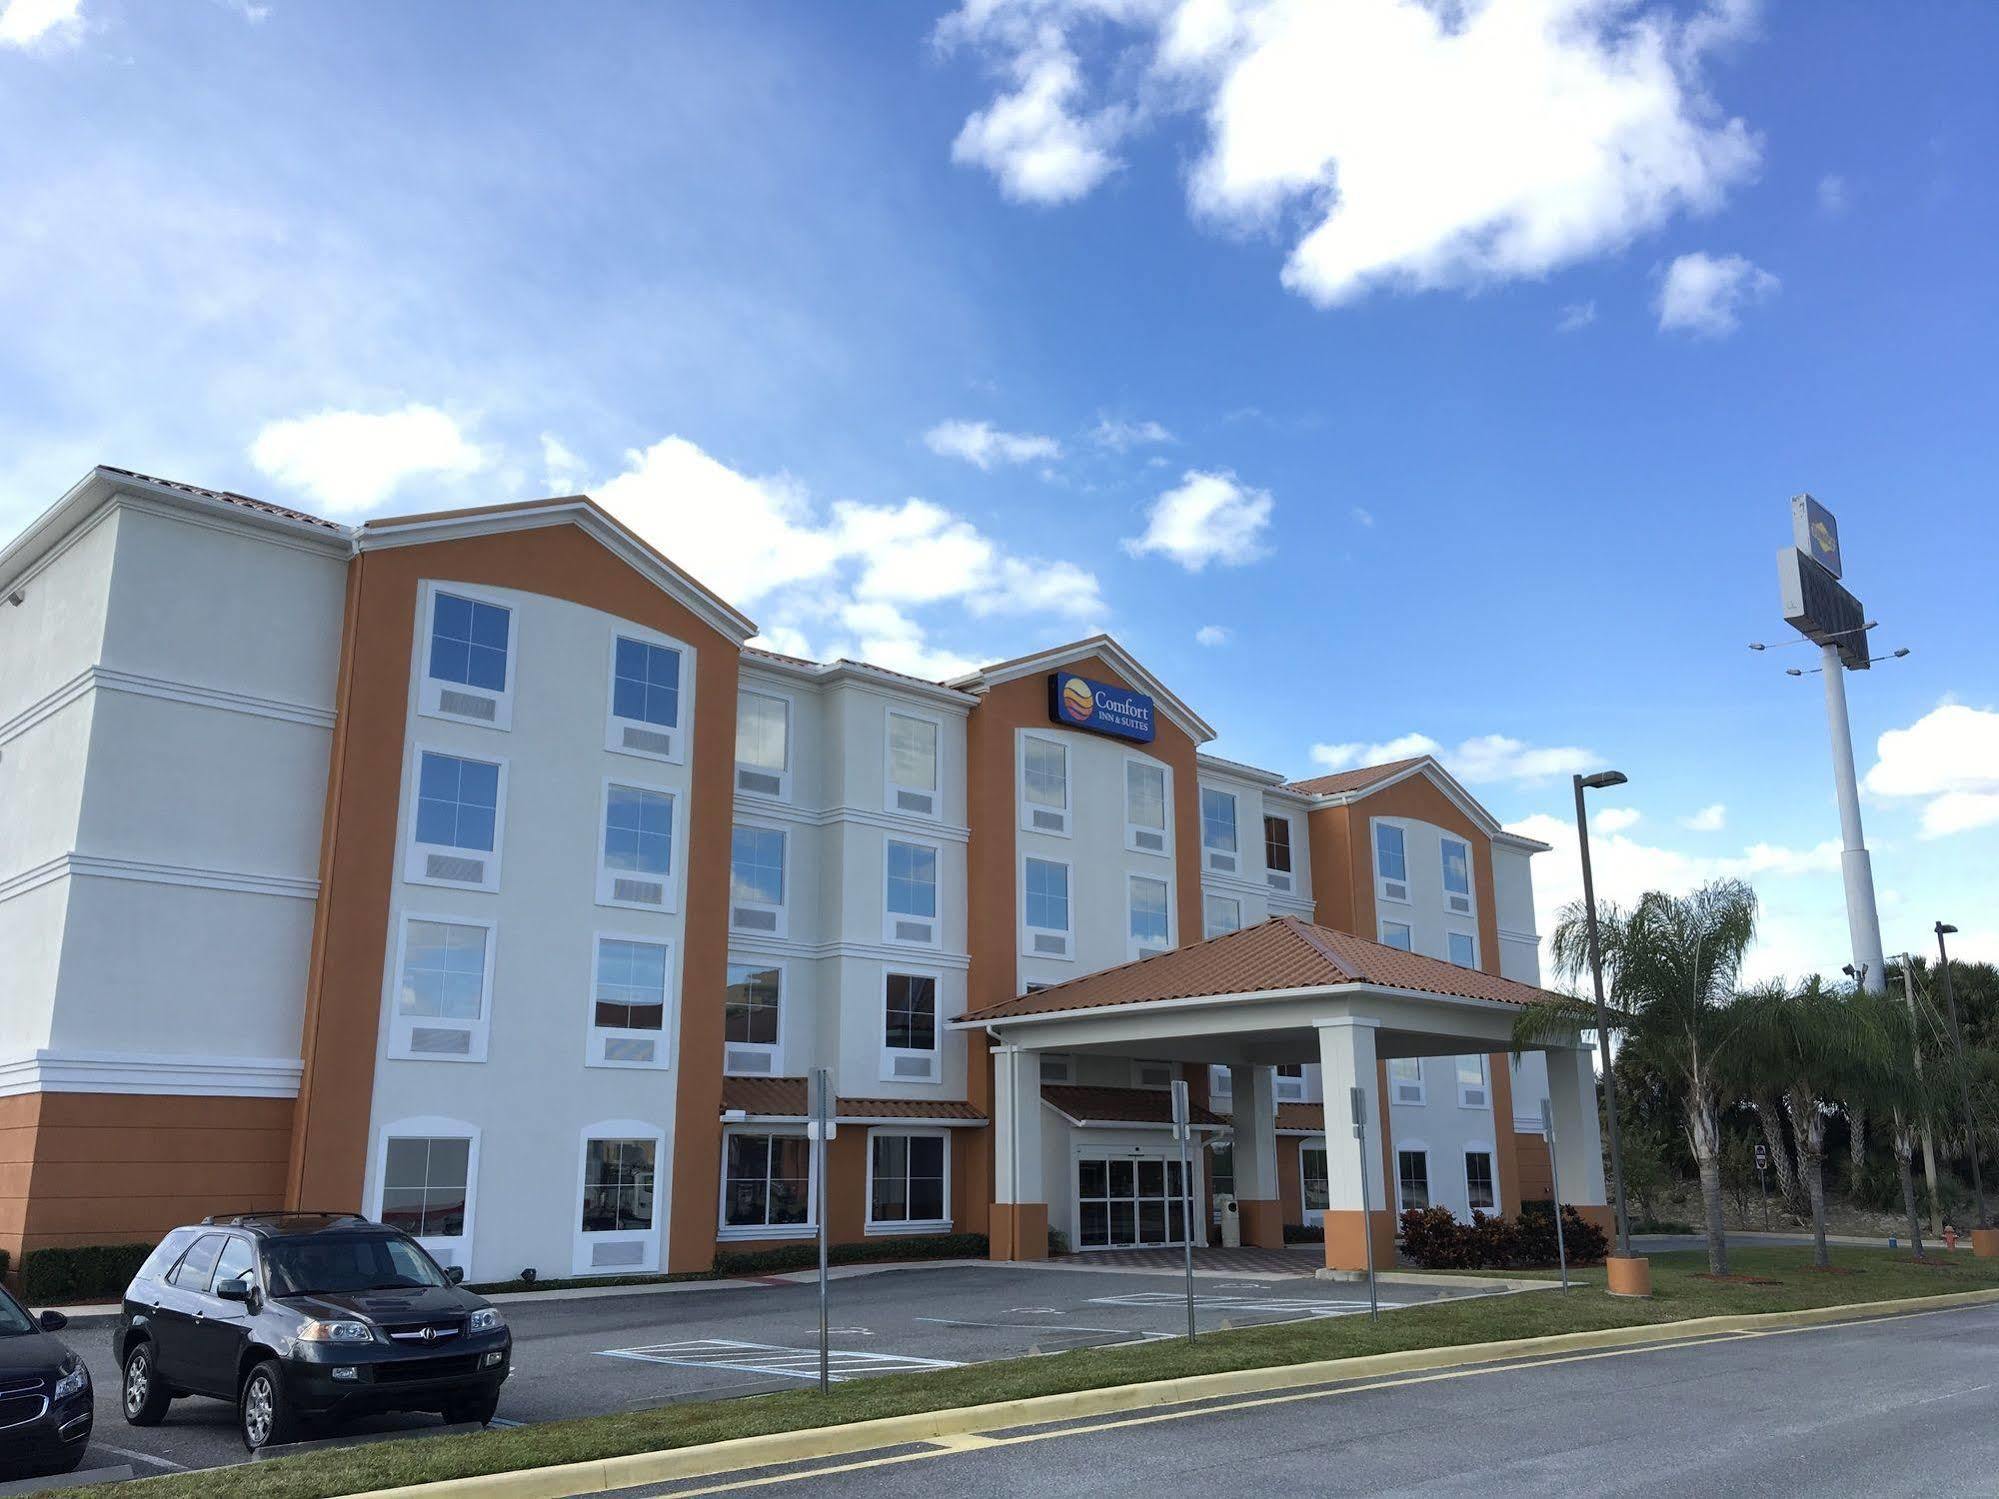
[0,1284,91,1478]
[113,1212,511,1451]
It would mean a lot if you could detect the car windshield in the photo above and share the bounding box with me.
[0,1288,35,1338]
[264,1235,452,1297]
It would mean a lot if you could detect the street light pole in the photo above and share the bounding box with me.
[1574,771,1634,1260]
[1897,953,1945,1240]
[1934,924,1988,1231]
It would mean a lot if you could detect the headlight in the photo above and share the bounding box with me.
[53,1360,88,1401]
[468,1308,504,1334]
[297,1319,375,1344]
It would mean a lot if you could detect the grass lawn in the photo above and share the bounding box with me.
[130,1247,1999,1499]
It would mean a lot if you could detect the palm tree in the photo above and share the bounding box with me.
[1522,878,1759,1276]
[1850,983,1961,1260]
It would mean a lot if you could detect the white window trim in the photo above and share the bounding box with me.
[1447,928,1480,969]
[881,832,944,949]
[1131,1059,1175,1091]
[1456,1053,1491,1111]
[1018,731,1072,839]
[1202,892,1241,941]
[1122,753,1173,857]
[880,965,944,1084]
[717,1125,815,1242]
[735,687,794,803]
[604,624,695,766]
[1126,871,1174,961]
[1208,1063,1233,1100]
[1200,785,1241,874]
[1039,1053,1076,1086]
[1274,1064,1307,1103]
[596,775,683,913]
[1395,1140,1432,1214]
[722,955,785,1077]
[370,1116,481,1273]
[1298,1134,1329,1226]
[1464,1140,1499,1215]
[729,818,789,937]
[403,745,509,893]
[417,580,517,732]
[884,704,945,821]
[1440,834,1476,918]
[572,1119,666,1275]
[385,912,497,1064]
[1373,817,1412,906]
[586,930,677,1072]
[1019,853,1074,962]
[1263,812,1297,893]
[1388,1056,1427,1106]
[1380,918,1413,951]
[864,1127,952,1235]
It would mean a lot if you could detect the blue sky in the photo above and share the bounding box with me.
[3,0,1995,979]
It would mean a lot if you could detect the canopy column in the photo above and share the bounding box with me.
[1545,1043,1611,1237]
[1315,1016,1395,1273]
[989,1045,1048,1261]
[1226,1064,1284,1248]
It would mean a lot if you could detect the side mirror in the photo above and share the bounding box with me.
[447,1266,465,1285]
[37,1310,67,1333]
[215,1274,254,1304]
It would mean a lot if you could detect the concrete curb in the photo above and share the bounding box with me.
[348,1286,1999,1499]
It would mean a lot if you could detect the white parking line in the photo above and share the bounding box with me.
[1087,1291,1405,1317]
[598,1337,964,1383]
[89,1441,188,1472]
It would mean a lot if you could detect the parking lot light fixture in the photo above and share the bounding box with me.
[1574,770,1636,1264]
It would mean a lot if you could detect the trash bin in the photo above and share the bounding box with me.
[1217,1193,1241,1249]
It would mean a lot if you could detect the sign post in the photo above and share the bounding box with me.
[808,1067,834,1394]
[1754,1142,1771,1231]
[1540,1099,1569,1294]
[1172,1080,1196,1341]
[1350,1086,1378,1321]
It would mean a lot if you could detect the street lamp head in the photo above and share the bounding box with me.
[1937,922,1958,936]
[1579,771,1628,791]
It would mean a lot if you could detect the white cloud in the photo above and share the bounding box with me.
[0,0,82,48]
[1594,806,1642,834]
[1557,300,1597,332]
[539,433,585,495]
[1863,702,1999,838]
[1350,505,1375,527]
[1124,468,1273,570]
[1195,624,1230,646]
[1657,250,1779,336]
[923,418,1062,469]
[1310,730,1595,785]
[1817,172,1848,216]
[1681,802,1728,832]
[248,404,488,514]
[589,435,1106,680]
[944,0,1762,306]
[1091,415,1175,451]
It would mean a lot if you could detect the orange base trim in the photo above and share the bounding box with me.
[1606,1255,1652,1297]
[1321,1208,1397,1272]
[989,1202,1049,1261]
[1972,1228,1999,1259]
[1238,1198,1284,1249]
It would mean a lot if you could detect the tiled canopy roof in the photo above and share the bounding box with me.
[1282,757,1426,797]
[720,1076,985,1122]
[1275,1103,1327,1133]
[1042,1085,1226,1128]
[965,915,1567,1024]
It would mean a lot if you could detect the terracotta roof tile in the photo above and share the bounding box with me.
[1275,1103,1326,1133]
[719,1076,984,1121]
[1282,757,1427,797]
[1041,1085,1225,1127]
[964,915,1565,1023]
[100,466,345,532]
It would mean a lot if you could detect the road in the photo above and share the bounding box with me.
[621,1303,1999,1497]
[53,1260,1485,1478]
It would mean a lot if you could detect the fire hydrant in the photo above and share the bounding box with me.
[1944,1227,1959,1252]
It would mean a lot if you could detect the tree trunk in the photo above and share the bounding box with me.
[1687,1091,1729,1276]
[1793,1087,1830,1270]
[1848,1105,1867,1185]
[1894,1116,1925,1260]
[1753,1095,1803,1216]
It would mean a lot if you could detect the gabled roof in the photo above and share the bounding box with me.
[1283,757,1427,798]
[741,645,978,707]
[949,634,1216,744]
[96,466,345,531]
[719,1076,985,1123]
[961,915,1565,1024]
[1284,754,1551,853]
[1042,1085,1226,1129]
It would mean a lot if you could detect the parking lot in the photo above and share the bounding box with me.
[55,1259,1496,1477]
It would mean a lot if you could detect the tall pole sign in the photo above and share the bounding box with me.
[1777,495,1887,994]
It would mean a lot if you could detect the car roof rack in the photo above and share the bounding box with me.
[199,1210,370,1231]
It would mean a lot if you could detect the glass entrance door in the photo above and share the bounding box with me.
[1076,1150,1190,1249]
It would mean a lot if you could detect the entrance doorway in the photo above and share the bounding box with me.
[1076,1149,1193,1250]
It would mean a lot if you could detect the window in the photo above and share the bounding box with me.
[724,963,782,1073]
[1441,836,1473,915]
[607,634,685,762]
[422,588,513,728]
[883,972,938,1081]
[736,690,790,798]
[1275,1062,1307,1102]
[589,936,671,1069]
[1209,1063,1233,1100]
[1375,821,1409,902]
[1380,920,1413,950]
[407,750,505,889]
[381,1137,471,1240]
[884,838,939,946]
[581,1138,656,1232]
[1022,856,1072,959]
[1209,1143,1235,1201]
[1456,1054,1489,1109]
[1020,735,1070,835]
[1389,1057,1425,1105]
[1128,874,1171,958]
[168,1234,224,1291]
[721,1131,812,1234]
[1133,1060,1173,1090]
[1203,893,1241,939]
[1301,1141,1329,1215]
[1466,1150,1497,1212]
[887,711,940,818]
[1448,930,1477,967]
[599,782,676,909]
[1201,787,1239,872]
[390,917,492,1061]
[730,823,786,934]
[1125,759,1169,854]
[1397,1148,1431,1211]
[868,1133,948,1230]
[213,1236,257,1292]
[1039,1053,1074,1085]
[1264,815,1294,891]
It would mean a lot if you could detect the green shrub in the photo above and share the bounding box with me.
[1282,1222,1325,1245]
[0,1249,10,1284]
[1399,1204,1606,1270]
[21,1243,154,1303]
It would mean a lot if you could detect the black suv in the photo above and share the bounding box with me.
[113,1212,511,1451]
[0,1285,91,1478]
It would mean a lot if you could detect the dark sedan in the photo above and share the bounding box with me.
[0,1285,91,1478]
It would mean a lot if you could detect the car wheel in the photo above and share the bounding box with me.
[121,1342,172,1426]
[239,1360,300,1452]
[445,1389,501,1427]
